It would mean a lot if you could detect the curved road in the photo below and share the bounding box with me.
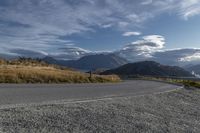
[0,80,181,106]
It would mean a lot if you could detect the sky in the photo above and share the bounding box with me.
[0,0,200,63]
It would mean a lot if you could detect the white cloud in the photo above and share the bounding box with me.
[151,48,200,65]
[142,35,165,48]
[115,36,200,66]
[0,0,156,57]
[51,46,91,60]
[101,24,113,28]
[179,0,200,19]
[179,52,200,62]
[127,35,165,53]
[117,35,165,61]
[123,32,141,36]
[0,0,200,60]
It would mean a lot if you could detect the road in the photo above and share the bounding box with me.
[0,80,181,106]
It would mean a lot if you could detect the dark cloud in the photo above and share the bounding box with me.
[9,49,48,58]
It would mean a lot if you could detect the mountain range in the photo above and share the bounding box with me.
[101,61,194,77]
[185,64,200,76]
[42,54,128,71]
[2,53,197,78]
[1,48,200,68]
[41,54,199,77]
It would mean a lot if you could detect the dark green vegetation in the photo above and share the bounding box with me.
[43,54,128,70]
[0,88,200,133]
[137,76,200,89]
[0,58,120,83]
[171,79,200,88]
[181,81,200,88]
[102,61,193,77]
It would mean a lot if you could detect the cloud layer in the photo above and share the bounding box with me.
[117,35,165,61]
[123,32,141,36]
[0,0,200,63]
[117,35,200,65]
[1,0,200,55]
[1,33,200,66]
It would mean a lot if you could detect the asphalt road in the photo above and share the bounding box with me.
[0,80,181,106]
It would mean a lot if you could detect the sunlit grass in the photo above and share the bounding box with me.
[0,58,120,83]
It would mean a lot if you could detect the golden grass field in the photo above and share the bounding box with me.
[0,58,120,83]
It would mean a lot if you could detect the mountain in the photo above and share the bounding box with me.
[65,54,128,70]
[42,54,128,70]
[101,61,193,77]
[116,48,200,67]
[42,56,60,65]
[185,64,200,75]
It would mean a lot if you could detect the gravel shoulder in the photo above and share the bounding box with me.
[0,88,200,133]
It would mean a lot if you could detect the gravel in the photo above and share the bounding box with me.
[0,88,200,133]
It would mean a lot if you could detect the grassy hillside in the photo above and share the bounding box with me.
[0,58,120,83]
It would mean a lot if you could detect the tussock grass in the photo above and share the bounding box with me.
[0,58,120,83]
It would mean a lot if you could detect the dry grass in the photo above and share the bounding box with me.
[0,58,120,83]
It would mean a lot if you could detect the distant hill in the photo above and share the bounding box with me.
[42,56,60,65]
[185,64,200,75]
[42,54,128,70]
[101,61,193,77]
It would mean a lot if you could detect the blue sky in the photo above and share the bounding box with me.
[0,0,200,62]
[69,13,200,51]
